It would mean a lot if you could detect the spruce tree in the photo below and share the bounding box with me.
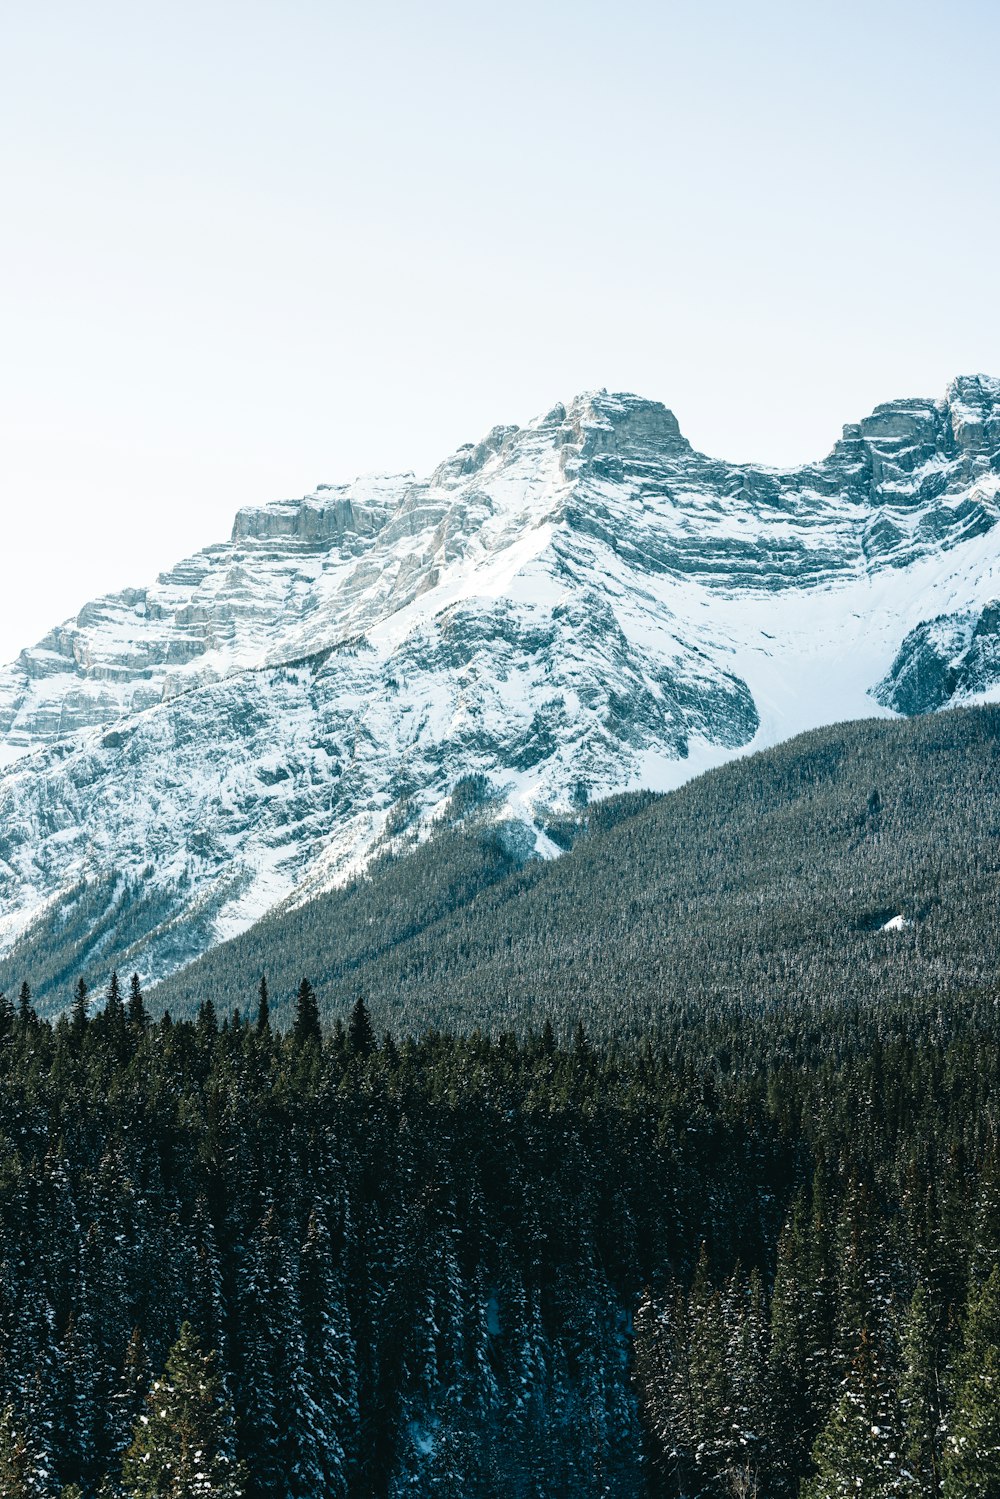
[103,971,127,1058]
[106,971,123,1018]
[0,1404,52,1497]
[127,974,147,1029]
[256,976,270,1036]
[107,1329,153,1465]
[942,1265,1000,1498]
[293,979,321,1048]
[121,1322,243,1499]
[71,978,89,1038]
[899,1281,940,1499]
[346,997,375,1060]
[802,1329,905,1499]
[17,980,33,1026]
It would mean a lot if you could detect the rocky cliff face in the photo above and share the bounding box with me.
[2,375,1000,994]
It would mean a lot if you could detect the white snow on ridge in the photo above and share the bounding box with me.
[0,376,999,984]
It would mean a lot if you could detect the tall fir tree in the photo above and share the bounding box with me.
[0,1404,52,1498]
[941,1264,1000,1499]
[802,1328,906,1499]
[292,979,321,1048]
[121,1322,243,1499]
[256,976,270,1036]
[126,974,147,1029]
[899,1281,941,1499]
[17,980,33,1025]
[71,978,89,1040]
[346,997,376,1060]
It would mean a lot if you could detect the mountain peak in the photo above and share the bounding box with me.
[553,389,691,456]
[3,374,1000,994]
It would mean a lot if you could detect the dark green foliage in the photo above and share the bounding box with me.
[292,978,320,1048]
[0,985,991,1494]
[152,706,1000,1037]
[346,996,375,1059]
[126,974,146,1030]
[941,1265,1000,1498]
[801,1331,904,1499]
[71,978,88,1038]
[0,1403,51,1497]
[121,1322,242,1498]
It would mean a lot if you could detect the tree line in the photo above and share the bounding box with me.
[0,968,995,1494]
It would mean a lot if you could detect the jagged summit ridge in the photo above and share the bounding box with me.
[4,372,998,761]
[1,374,1000,995]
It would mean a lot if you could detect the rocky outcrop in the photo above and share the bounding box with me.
[875,600,1000,716]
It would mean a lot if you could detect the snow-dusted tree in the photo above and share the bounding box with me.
[898,1281,941,1499]
[292,979,321,1048]
[0,1403,54,1498]
[106,1330,153,1466]
[298,1207,356,1497]
[802,1328,906,1499]
[941,1264,1000,1499]
[121,1322,242,1499]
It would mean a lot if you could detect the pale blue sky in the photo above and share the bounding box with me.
[2,0,998,659]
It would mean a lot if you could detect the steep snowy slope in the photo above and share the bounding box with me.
[1,375,999,991]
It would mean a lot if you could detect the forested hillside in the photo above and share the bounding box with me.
[4,707,1000,1496]
[146,705,1000,1036]
[0,980,997,1496]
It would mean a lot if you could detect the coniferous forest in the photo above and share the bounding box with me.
[0,967,997,1497]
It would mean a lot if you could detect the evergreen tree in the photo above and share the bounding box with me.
[941,1265,1000,1499]
[106,971,123,1019]
[126,974,147,1029]
[121,1322,243,1499]
[106,1330,153,1465]
[0,1404,52,1498]
[346,997,375,1060]
[298,1208,356,1490]
[196,999,217,1036]
[292,979,321,1048]
[103,971,127,1059]
[17,980,33,1025]
[803,1329,905,1499]
[899,1281,941,1498]
[71,979,89,1039]
[255,976,270,1036]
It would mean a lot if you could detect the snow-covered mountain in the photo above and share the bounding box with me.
[2,374,1000,989]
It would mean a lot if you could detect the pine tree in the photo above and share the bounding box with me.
[293,979,321,1048]
[127,974,147,1029]
[103,971,127,1058]
[256,977,270,1036]
[802,1328,905,1499]
[71,979,89,1039]
[298,1210,356,1497]
[899,1281,940,1499]
[106,971,123,1017]
[106,1330,153,1466]
[941,1264,1000,1498]
[0,1404,52,1497]
[196,999,218,1036]
[346,997,375,1060]
[121,1322,242,1499]
[17,980,33,1025]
